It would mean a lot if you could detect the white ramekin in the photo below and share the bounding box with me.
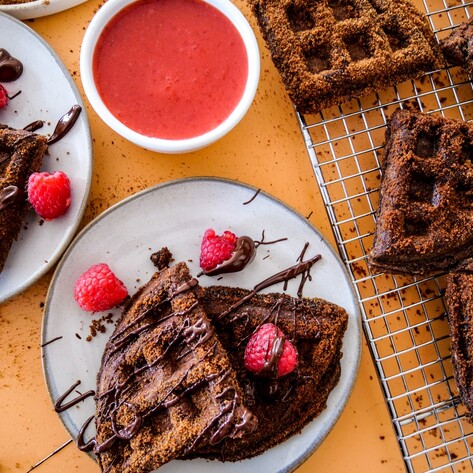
[80,0,260,154]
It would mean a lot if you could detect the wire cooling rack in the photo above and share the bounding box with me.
[296,1,473,471]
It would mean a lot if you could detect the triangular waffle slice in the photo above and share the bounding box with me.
[368,108,473,276]
[0,125,48,273]
[446,260,473,420]
[94,263,256,473]
[250,0,444,114]
[191,285,348,461]
[441,17,473,76]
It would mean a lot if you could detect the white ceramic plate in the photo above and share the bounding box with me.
[0,0,87,20]
[42,178,361,473]
[0,13,92,302]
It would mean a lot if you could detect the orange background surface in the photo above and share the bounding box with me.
[0,0,407,471]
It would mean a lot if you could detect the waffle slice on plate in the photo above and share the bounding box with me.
[94,262,256,473]
[192,285,349,461]
[250,0,444,113]
[368,108,473,276]
[92,258,350,471]
[0,125,47,273]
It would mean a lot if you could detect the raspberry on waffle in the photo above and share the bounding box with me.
[250,0,445,113]
[0,126,48,273]
[368,109,473,276]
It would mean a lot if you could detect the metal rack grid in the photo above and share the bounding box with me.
[296,1,473,471]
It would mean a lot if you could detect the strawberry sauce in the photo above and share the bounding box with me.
[92,0,249,140]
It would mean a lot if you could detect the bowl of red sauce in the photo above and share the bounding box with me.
[80,0,260,153]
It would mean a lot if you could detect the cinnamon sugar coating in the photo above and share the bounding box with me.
[441,17,473,76]
[250,0,445,113]
[368,109,473,275]
[0,126,47,273]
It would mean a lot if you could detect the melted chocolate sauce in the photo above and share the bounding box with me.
[40,336,63,348]
[0,48,23,82]
[47,105,82,145]
[218,252,322,320]
[242,188,260,205]
[54,380,95,413]
[203,236,256,276]
[78,416,115,453]
[182,316,213,345]
[0,185,20,211]
[23,120,44,133]
[260,326,285,377]
[186,385,256,452]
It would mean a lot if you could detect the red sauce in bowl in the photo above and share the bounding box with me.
[92,0,249,140]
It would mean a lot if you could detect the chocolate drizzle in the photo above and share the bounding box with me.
[203,236,256,276]
[53,380,95,413]
[47,105,82,145]
[40,336,63,348]
[261,325,286,377]
[218,251,322,320]
[0,185,20,211]
[23,120,44,133]
[0,48,23,82]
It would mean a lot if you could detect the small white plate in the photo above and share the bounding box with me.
[42,177,361,473]
[0,0,87,20]
[0,13,92,302]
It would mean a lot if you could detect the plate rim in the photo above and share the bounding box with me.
[0,0,88,20]
[0,11,93,302]
[42,176,362,472]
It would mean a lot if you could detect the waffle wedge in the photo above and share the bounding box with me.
[0,125,47,273]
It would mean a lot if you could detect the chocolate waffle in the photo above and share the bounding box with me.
[0,125,47,273]
[250,0,444,113]
[192,285,349,461]
[441,17,473,76]
[93,263,256,473]
[446,260,473,420]
[368,109,473,276]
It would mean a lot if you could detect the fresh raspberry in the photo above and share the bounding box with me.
[199,228,238,272]
[244,323,298,378]
[27,171,71,220]
[74,263,128,312]
[0,85,8,108]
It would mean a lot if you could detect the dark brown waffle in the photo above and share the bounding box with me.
[441,17,473,76]
[250,0,444,113]
[368,109,473,276]
[94,263,256,473]
[191,285,348,461]
[446,260,473,420]
[0,126,47,273]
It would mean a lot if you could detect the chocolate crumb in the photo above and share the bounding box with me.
[150,246,174,270]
